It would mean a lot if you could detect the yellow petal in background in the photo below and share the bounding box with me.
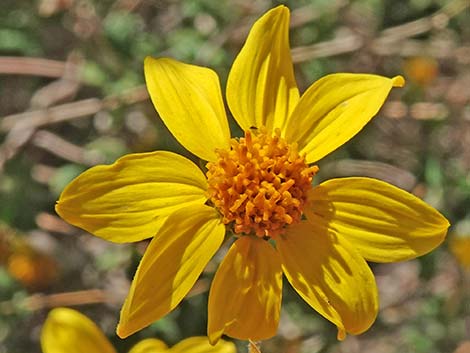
[449,235,470,270]
[117,205,225,338]
[307,177,450,263]
[277,221,378,339]
[41,307,116,353]
[56,151,207,243]
[145,57,230,162]
[226,5,299,133]
[284,74,404,163]
[128,338,169,353]
[208,236,282,344]
[171,336,236,353]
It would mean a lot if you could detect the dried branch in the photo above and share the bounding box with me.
[292,0,469,63]
[292,32,363,62]
[320,159,417,191]
[0,98,102,132]
[248,340,262,353]
[32,130,104,165]
[0,84,148,134]
[0,277,209,314]
[0,57,72,78]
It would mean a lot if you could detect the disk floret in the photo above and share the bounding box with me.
[206,128,318,238]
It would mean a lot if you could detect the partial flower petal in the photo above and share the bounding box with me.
[171,336,236,353]
[145,57,230,161]
[117,205,225,338]
[41,307,116,353]
[128,339,168,353]
[284,74,404,163]
[307,177,450,262]
[56,151,207,243]
[277,220,378,339]
[226,5,299,133]
[208,236,282,344]
[449,235,470,270]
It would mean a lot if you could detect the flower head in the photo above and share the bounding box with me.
[41,307,236,353]
[56,5,449,344]
[206,128,318,237]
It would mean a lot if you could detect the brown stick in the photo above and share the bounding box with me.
[0,289,111,315]
[292,0,469,63]
[32,130,104,165]
[0,57,72,78]
[248,340,261,353]
[0,277,209,315]
[0,98,102,132]
[0,85,149,132]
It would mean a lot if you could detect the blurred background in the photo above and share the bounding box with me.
[0,0,469,352]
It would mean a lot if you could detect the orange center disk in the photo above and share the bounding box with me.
[206,128,318,238]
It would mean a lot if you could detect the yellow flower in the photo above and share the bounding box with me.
[41,307,236,353]
[449,235,470,270]
[403,56,439,86]
[55,5,449,344]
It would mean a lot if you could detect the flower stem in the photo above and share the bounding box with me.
[248,340,261,353]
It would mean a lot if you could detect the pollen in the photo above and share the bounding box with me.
[206,128,318,238]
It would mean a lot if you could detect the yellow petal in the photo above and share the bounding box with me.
[449,236,470,270]
[128,338,169,353]
[226,5,299,133]
[144,57,230,161]
[170,336,236,353]
[208,236,282,344]
[307,177,450,262]
[117,205,225,338]
[41,307,116,353]
[284,74,404,163]
[56,151,207,243]
[277,221,378,339]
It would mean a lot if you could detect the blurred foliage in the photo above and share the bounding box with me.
[0,0,469,353]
